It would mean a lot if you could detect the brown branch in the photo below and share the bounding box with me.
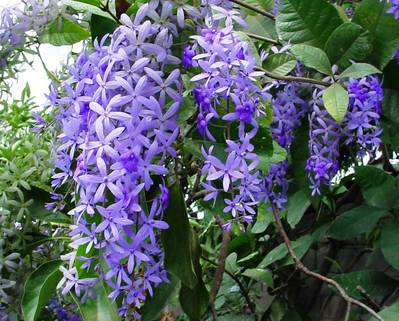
[269,203,385,321]
[356,286,382,312]
[202,256,256,313]
[344,302,352,321]
[256,66,331,87]
[245,32,280,45]
[381,143,397,176]
[231,0,275,20]
[209,217,232,320]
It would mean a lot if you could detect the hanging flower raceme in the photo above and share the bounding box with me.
[50,1,183,317]
[190,4,269,226]
[265,83,307,208]
[0,0,57,70]
[306,88,341,196]
[344,76,383,157]
[306,76,383,195]
[388,0,399,20]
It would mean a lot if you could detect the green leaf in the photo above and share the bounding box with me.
[179,231,209,321]
[258,141,287,173]
[290,44,332,75]
[382,89,399,148]
[368,303,399,321]
[381,222,399,270]
[90,14,119,42]
[251,203,273,234]
[286,190,310,228]
[325,22,373,68]
[72,282,120,321]
[258,235,313,268]
[353,0,399,69]
[178,96,197,123]
[242,268,273,286]
[332,271,396,301]
[329,205,386,240]
[225,252,238,275]
[246,15,277,40]
[322,83,349,122]
[263,53,297,76]
[140,276,178,321]
[75,0,101,5]
[21,260,63,321]
[40,18,90,46]
[162,182,197,288]
[276,0,343,48]
[355,166,398,209]
[340,63,381,79]
[62,0,113,19]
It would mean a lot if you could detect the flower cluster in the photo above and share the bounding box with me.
[306,76,383,195]
[48,299,82,321]
[306,89,341,195]
[50,1,183,317]
[0,0,57,71]
[344,76,383,157]
[265,84,307,208]
[388,0,399,20]
[190,4,270,224]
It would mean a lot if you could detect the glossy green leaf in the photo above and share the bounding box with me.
[63,0,114,19]
[40,18,90,46]
[252,203,273,234]
[263,53,297,76]
[258,235,313,268]
[353,0,399,69]
[369,303,399,321]
[140,276,178,321]
[286,190,310,228]
[179,231,209,320]
[355,166,398,209]
[381,223,399,270]
[340,63,381,79]
[21,260,63,321]
[333,271,396,301]
[90,14,119,42]
[325,22,373,68]
[72,283,120,321]
[276,0,343,47]
[162,182,197,288]
[178,96,197,124]
[290,44,332,75]
[329,205,386,240]
[322,83,349,122]
[225,252,238,275]
[242,268,273,286]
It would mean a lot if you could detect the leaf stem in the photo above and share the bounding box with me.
[246,32,280,45]
[231,0,275,20]
[256,66,331,87]
[269,202,385,321]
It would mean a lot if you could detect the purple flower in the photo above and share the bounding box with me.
[388,0,399,20]
[306,89,341,195]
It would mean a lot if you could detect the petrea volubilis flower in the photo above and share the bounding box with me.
[388,0,399,20]
[190,4,270,225]
[50,1,183,317]
[344,76,383,157]
[306,89,341,195]
[265,84,307,208]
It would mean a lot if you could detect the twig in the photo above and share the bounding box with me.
[344,302,351,321]
[231,0,275,20]
[356,286,382,312]
[202,256,256,313]
[245,32,280,45]
[269,203,385,321]
[209,216,232,320]
[186,170,203,205]
[256,66,331,87]
[381,143,397,176]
